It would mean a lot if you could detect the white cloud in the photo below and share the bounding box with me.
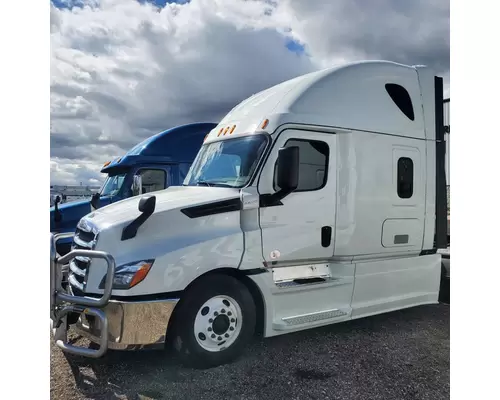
[50,0,449,185]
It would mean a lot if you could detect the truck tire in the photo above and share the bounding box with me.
[170,274,256,369]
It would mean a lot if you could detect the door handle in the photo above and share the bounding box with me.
[321,226,332,247]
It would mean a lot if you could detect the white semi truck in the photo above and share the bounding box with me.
[50,60,449,368]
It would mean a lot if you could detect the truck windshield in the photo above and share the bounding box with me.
[100,173,127,197]
[184,135,268,188]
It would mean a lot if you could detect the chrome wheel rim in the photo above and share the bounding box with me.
[194,295,242,352]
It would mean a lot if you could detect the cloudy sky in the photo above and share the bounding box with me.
[50,0,450,185]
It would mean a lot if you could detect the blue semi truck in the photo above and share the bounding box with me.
[50,122,217,255]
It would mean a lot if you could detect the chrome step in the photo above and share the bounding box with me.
[282,308,348,326]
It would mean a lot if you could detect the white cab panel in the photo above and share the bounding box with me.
[350,254,441,319]
[334,131,426,257]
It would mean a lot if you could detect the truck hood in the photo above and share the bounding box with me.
[82,185,245,296]
[87,186,241,229]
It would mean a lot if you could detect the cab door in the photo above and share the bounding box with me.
[258,129,337,265]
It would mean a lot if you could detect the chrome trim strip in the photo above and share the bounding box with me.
[266,251,423,268]
[69,260,86,277]
[275,277,338,288]
[68,273,84,290]
[71,220,99,291]
[77,218,100,236]
[350,251,421,263]
[272,263,331,283]
[73,235,94,249]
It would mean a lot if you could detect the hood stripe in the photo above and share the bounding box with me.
[181,198,241,218]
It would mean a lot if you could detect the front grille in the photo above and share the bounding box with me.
[75,228,95,243]
[68,221,99,292]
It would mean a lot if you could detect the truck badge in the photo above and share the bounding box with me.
[270,250,281,259]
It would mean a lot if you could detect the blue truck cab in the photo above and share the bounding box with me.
[50,122,217,255]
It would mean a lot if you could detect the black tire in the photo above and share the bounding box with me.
[170,274,256,369]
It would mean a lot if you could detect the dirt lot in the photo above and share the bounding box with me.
[51,304,449,400]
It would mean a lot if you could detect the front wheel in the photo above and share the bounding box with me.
[170,274,256,369]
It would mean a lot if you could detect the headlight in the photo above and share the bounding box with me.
[99,259,154,290]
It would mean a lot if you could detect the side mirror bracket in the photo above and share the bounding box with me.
[54,196,62,223]
[121,195,156,241]
[90,192,101,210]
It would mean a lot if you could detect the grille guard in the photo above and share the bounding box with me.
[50,232,116,358]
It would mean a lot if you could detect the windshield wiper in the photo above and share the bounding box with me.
[195,180,236,188]
[196,181,213,187]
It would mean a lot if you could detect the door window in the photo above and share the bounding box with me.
[273,139,329,192]
[137,169,166,194]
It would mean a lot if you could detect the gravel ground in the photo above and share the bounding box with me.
[51,303,449,400]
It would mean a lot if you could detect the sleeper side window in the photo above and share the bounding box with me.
[273,139,329,192]
[397,157,414,198]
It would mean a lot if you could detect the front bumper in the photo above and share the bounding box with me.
[75,298,178,350]
[50,232,178,358]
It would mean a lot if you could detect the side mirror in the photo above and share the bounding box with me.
[53,195,62,223]
[260,146,299,207]
[277,146,299,193]
[90,192,101,210]
[132,174,143,196]
[139,194,156,214]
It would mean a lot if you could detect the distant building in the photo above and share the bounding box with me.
[50,184,101,206]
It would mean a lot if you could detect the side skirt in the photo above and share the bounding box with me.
[248,254,441,338]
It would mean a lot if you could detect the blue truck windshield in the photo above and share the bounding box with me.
[184,135,268,188]
[100,173,127,197]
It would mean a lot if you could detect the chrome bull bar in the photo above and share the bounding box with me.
[50,232,116,358]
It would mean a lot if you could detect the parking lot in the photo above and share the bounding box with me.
[51,303,449,400]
